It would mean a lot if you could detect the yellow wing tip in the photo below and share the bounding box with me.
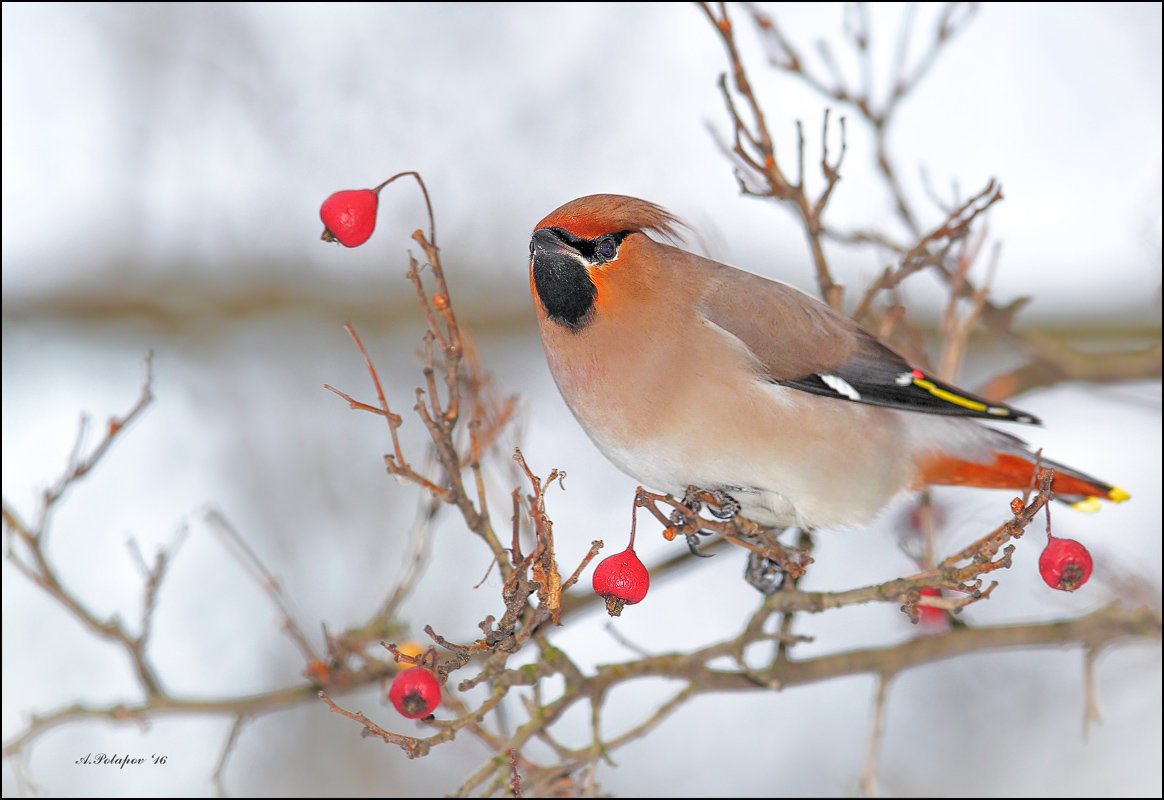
[1069,497,1103,513]
[1069,488,1129,511]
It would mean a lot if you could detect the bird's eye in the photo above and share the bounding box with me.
[529,239,535,256]
[596,237,617,261]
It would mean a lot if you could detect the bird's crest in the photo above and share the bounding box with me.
[535,194,686,242]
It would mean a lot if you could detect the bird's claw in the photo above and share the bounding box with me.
[685,531,715,558]
[706,490,741,519]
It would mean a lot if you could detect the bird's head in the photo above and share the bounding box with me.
[529,195,684,331]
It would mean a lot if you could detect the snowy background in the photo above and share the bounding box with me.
[3,3,1160,796]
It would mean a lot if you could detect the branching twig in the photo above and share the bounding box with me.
[702,1,849,309]
[205,508,320,663]
[3,353,163,698]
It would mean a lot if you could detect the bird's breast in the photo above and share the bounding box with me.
[536,308,920,528]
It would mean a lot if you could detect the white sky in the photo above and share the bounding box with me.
[2,3,1161,322]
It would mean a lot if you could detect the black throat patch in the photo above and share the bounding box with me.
[531,229,599,331]
[531,228,632,331]
[532,252,596,331]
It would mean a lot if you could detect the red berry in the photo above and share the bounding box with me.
[320,188,379,247]
[1038,536,1093,592]
[388,667,441,719]
[915,587,948,632]
[593,546,649,616]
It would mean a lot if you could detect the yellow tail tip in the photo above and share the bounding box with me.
[1069,497,1103,513]
[1107,486,1131,503]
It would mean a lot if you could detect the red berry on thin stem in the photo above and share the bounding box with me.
[593,495,650,616]
[320,188,380,247]
[388,667,441,719]
[1039,535,1093,592]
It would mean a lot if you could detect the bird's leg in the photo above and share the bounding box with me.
[679,486,705,516]
[741,526,813,594]
[669,506,715,559]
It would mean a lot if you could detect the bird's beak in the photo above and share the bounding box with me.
[530,227,574,260]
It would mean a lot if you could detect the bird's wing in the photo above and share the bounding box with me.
[697,267,1040,424]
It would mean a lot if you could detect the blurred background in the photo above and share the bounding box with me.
[3,3,1160,796]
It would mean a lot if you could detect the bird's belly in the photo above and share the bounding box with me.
[551,355,915,529]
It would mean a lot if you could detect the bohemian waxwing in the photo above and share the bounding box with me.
[528,194,1129,530]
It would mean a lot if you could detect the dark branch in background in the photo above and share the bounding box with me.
[979,336,1163,401]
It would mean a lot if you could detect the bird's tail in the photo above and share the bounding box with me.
[917,450,1130,511]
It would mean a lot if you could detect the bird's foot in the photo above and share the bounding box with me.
[745,551,785,595]
[679,486,704,516]
[681,486,741,520]
[737,526,814,592]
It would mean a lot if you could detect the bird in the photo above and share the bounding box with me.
[527,194,1129,530]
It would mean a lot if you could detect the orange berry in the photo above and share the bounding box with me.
[304,658,330,685]
[395,641,425,669]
